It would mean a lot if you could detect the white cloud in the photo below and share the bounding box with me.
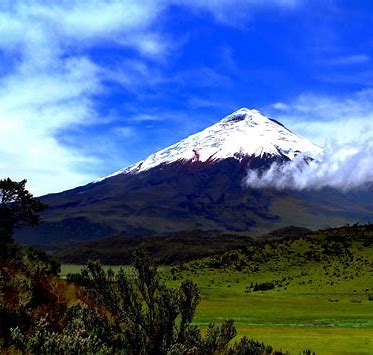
[271,90,373,145]
[271,102,289,111]
[0,1,162,49]
[113,126,135,138]
[245,140,373,191]
[0,56,102,196]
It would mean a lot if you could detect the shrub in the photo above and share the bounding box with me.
[253,282,275,292]
[227,336,273,354]
[11,309,112,354]
[69,250,241,354]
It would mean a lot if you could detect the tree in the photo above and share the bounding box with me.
[69,250,240,354]
[0,176,59,349]
[0,178,45,246]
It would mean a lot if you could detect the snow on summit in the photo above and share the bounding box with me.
[97,108,322,181]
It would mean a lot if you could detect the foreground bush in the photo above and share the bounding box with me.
[11,309,112,354]
[68,250,241,354]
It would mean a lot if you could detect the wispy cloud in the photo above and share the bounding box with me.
[270,90,373,145]
[326,54,370,66]
[0,1,172,195]
[271,102,289,111]
[176,0,303,24]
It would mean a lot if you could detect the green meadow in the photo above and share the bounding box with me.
[61,264,373,354]
[60,226,373,354]
[60,264,132,278]
[173,282,373,354]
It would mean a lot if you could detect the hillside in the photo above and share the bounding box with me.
[55,226,313,265]
[159,224,373,354]
[166,224,373,293]
[55,231,253,265]
[16,160,373,248]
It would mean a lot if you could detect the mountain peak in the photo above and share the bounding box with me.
[223,108,289,130]
[96,108,322,182]
[224,108,266,123]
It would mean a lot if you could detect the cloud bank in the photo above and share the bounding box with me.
[245,140,373,191]
[254,90,373,191]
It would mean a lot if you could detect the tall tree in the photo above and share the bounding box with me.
[0,178,45,246]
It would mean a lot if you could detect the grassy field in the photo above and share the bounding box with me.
[60,226,373,354]
[192,289,372,354]
[60,264,131,278]
[61,268,373,354]
[163,273,373,353]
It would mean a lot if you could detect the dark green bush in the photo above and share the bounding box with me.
[253,282,275,292]
[67,250,243,354]
[227,337,273,354]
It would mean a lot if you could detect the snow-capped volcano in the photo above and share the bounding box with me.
[18,108,373,246]
[99,108,322,181]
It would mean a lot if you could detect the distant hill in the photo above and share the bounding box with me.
[266,225,312,238]
[55,231,253,265]
[56,224,373,267]
[167,224,373,294]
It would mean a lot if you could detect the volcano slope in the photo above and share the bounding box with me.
[16,157,373,247]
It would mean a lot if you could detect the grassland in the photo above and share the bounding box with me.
[168,284,372,354]
[60,264,131,278]
[61,225,373,354]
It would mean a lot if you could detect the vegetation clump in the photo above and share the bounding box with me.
[252,282,275,292]
[0,178,45,248]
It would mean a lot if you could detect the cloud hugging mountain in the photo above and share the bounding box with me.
[246,139,373,191]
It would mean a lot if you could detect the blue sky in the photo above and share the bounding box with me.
[1,0,373,195]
